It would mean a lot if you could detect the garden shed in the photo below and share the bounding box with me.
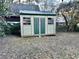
[20,10,56,37]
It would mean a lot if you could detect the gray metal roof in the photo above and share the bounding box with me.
[9,3,40,14]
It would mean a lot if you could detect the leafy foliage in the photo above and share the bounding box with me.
[0,16,20,37]
[0,2,6,15]
[7,22,20,35]
[0,16,10,37]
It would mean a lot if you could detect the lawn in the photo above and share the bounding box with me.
[0,33,79,59]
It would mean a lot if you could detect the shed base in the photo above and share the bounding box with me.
[21,34,56,38]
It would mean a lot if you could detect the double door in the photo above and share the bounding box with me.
[34,17,45,35]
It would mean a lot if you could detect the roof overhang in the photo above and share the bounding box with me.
[20,10,56,16]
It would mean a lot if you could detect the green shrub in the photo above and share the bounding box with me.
[0,16,20,37]
[56,25,67,32]
[0,17,7,37]
[74,24,79,32]
[7,22,20,35]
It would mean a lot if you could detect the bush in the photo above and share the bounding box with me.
[0,17,9,37]
[74,24,79,32]
[0,16,20,37]
[56,25,67,32]
[7,22,20,35]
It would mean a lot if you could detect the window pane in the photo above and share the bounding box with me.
[23,17,31,25]
[48,18,54,24]
[23,17,30,19]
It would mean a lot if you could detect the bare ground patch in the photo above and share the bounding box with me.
[0,33,79,59]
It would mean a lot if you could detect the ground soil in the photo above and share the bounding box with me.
[0,32,79,59]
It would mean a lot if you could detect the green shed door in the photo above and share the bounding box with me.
[34,17,45,34]
[40,18,45,34]
[34,17,39,34]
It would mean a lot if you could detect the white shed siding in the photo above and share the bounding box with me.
[20,15,24,36]
[47,16,56,34]
[31,16,34,35]
[54,16,56,34]
[45,17,48,34]
[20,15,32,36]
[47,25,55,34]
[23,25,32,36]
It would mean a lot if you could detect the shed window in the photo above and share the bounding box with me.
[23,17,31,25]
[23,17,30,19]
[48,18,54,24]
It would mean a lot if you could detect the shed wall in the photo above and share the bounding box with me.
[20,15,56,37]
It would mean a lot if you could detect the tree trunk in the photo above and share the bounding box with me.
[62,13,69,31]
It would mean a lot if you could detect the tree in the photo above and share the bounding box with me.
[0,0,6,15]
[57,1,79,32]
[4,0,14,15]
[0,0,11,36]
